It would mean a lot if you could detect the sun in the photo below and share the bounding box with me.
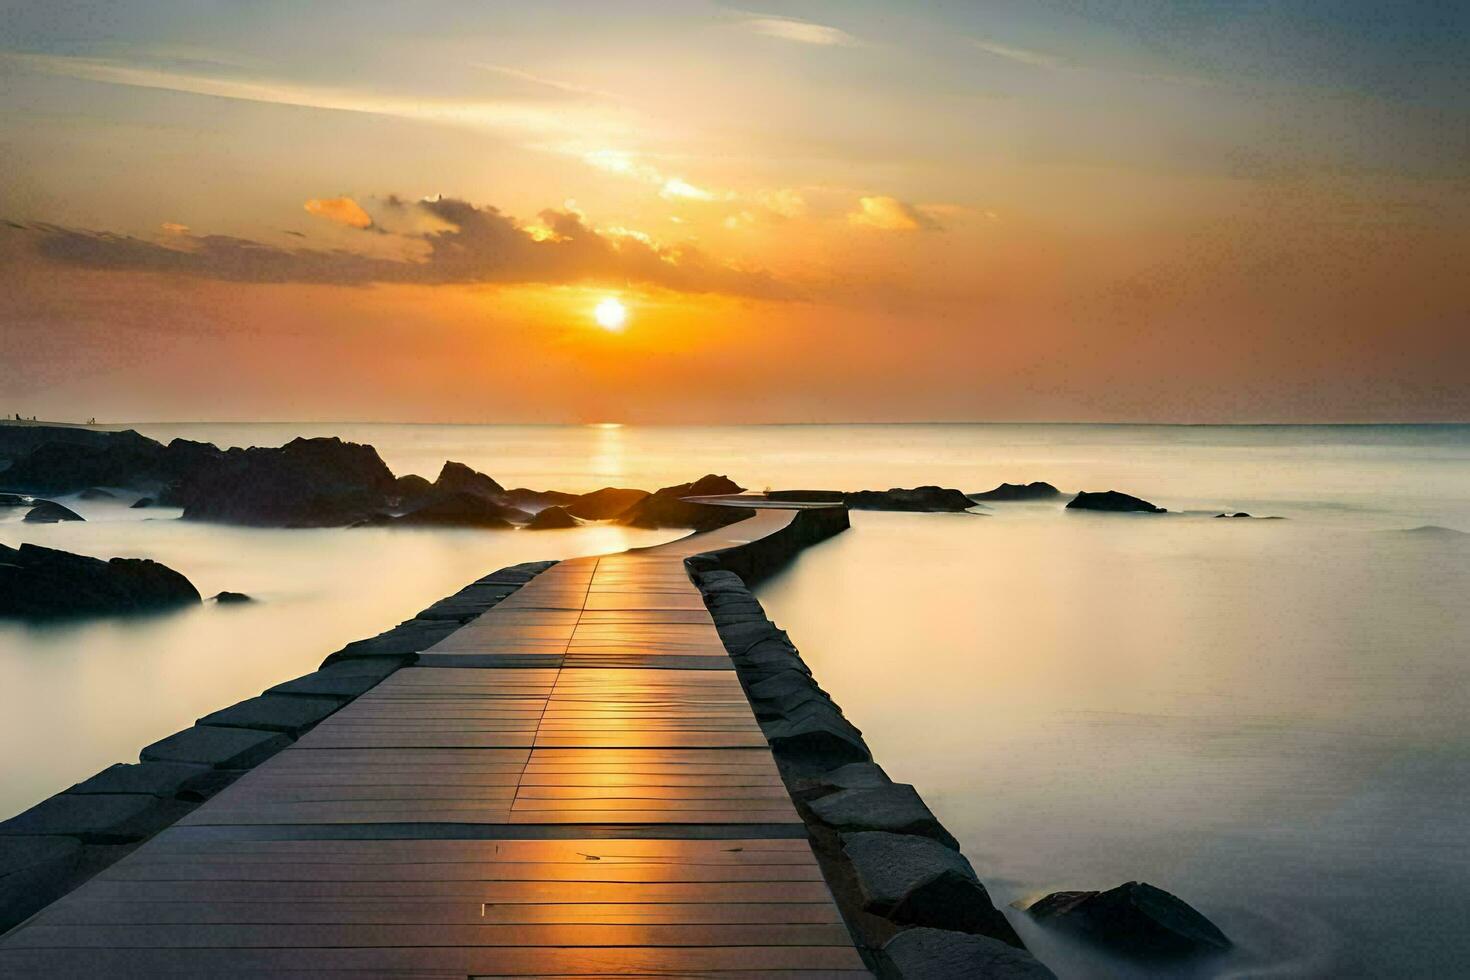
[593,297,627,331]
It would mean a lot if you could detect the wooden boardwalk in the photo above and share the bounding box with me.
[0,510,867,977]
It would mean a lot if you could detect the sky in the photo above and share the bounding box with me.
[1,0,1466,423]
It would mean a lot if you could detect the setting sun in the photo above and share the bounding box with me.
[593,297,627,331]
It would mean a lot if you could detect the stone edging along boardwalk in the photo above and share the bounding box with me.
[0,504,1051,977]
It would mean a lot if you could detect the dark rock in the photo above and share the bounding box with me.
[1066,490,1166,513]
[620,474,749,530]
[384,491,525,528]
[881,927,1055,979]
[68,762,212,798]
[197,694,344,735]
[716,619,789,654]
[433,460,504,499]
[789,761,892,801]
[1215,512,1251,518]
[268,667,393,699]
[0,835,84,933]
[766,489,847,503]
[526,505,579,529]
[810,784,957,849]
[78,487,115,500]
[321,620,459,664]
[845,487,975,512]
[2,430,218,496]
[23,500,84,523]
[762,713,870,768]
[748,671,829,702]
[0,423,144,460]
[140,725,291,769]
[502,487,578,512]
[1025,880,1230,958]
[129,496,155,508]
[567,487,650,520]
[844,832,1020,942]
[389,473,433,505]
[0,792,192,844]
[174,436,395,527]
[1399,524,1468,537]
[969,481,1062,502]
[0,493,28,506]
[212,591,252,603]
[0,543,201,619]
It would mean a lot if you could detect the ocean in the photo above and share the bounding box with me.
[2,422,1467,977]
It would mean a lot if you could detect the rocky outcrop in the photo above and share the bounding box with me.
[525,505,579,529]
[23,500,83,523]
[845,487,975,512]
[502,487,578,513]
[389,473,433,505]
[212,591,252,603]
[1066,490,1166,513]
[432,460,503,499]
[811,785,959,849]
[172,437,396,527]
[881,928,1056,979]
[374,491,526,528]
[970,481,1061,502]
[567,487,650,520]
[844,831,1020,940]
[0,423,137,461]
[129,497,154,509]
[77,487,115,500]
[1025,881,1231,958]
[620,474,749,530]
[0,543,201,619]
[2,431,217,496]
[0,493,28,506]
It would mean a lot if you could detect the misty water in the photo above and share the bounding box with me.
[2,422,1467,977]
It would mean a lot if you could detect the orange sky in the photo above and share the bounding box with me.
[1,2,1467,422]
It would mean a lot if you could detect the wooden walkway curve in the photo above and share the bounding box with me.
[0,510,867,977]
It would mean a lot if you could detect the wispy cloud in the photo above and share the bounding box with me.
[582,149,730,203]
[1,52,629,143]
[971,39,1069,70]
[471,63,617,101]
[742,16,857,47]
[847,196,942,232]
[10,197,793,299]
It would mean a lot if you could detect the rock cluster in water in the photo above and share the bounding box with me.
[23,501,84,523]
[1025,881,1231,959]
[0,543,200,619]
[1066,490,1166,513]
[969,481,1063,501]
[0,425,748,532]
[843,486,976,512]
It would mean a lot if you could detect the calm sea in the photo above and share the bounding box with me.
[2,422,1467,977]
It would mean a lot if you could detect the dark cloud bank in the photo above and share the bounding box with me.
[11,197,791,299]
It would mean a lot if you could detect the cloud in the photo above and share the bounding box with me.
[971,39,1069,70]
[583,149,729,203]
[743,17,857,46]
[848,196,942,232]
[13,197,792,299]
[1,52,629,144]
[304,197,374,229]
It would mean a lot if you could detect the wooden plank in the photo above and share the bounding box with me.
[0,509,865,974]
